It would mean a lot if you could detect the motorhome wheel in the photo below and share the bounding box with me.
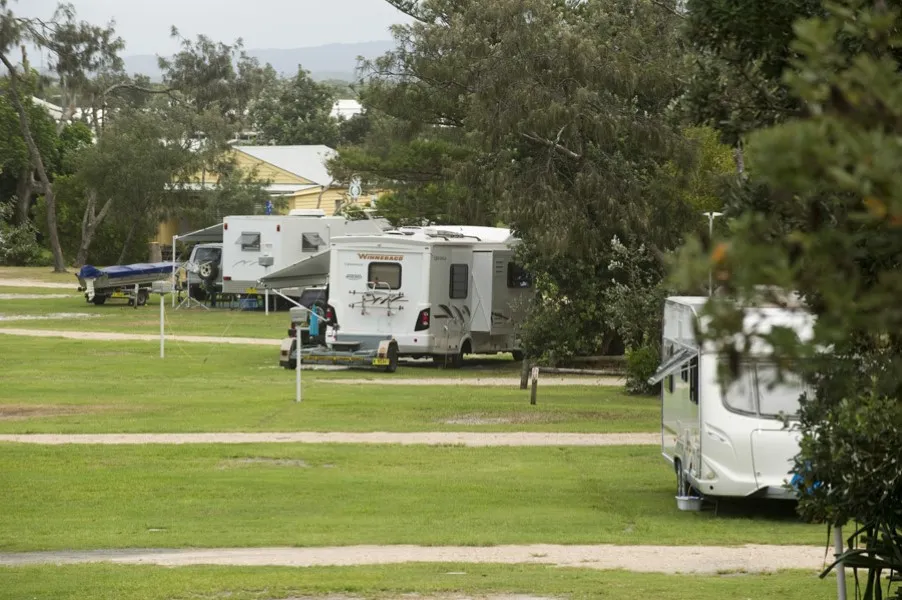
[90,295,107,305]
[384,342,399,373]
[511,350,524,362]
[136,290,149,306]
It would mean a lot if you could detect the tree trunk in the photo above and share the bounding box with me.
[1,52,67,272]
[75,190,115,268]
[734,141,745,176]
[116,221,139,265]
[15,167,33,225]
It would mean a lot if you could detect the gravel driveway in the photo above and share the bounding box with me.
[0,278,74,289]
[0,432,659,446]
[0,543,827,574]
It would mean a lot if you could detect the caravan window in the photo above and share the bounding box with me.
[449,264,469,299]
[722,362,806,419]
[240,232,261,251]
[723,366,757,415]
[756,365,806,419]
[302,232,324,252]
[507,263,533,288]
[368,262,401,290]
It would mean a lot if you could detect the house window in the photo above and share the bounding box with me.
[368,262,401,290]
[507,262,533,288]
[240,232,261,251]
[449,264,468,299]
[302,232,324,252]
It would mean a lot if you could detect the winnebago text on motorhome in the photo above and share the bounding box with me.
[278,226,532,371]
[649,296,815,503]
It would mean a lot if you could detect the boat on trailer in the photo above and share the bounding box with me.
[76,261,177,306]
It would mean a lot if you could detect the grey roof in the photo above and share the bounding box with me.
[233,145,336,187]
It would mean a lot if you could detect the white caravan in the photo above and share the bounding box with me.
[650,296,815,501]
[281,226,531,370]
[221,209,390,296]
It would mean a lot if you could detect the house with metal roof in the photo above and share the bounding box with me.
[155,144,375,244]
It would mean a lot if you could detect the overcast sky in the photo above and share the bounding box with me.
[17,0,411,56]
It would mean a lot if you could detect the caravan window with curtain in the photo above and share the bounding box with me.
[368,262,401,290]
[240,232,261,251]
[450,264,468,299]
[302,232,324,252]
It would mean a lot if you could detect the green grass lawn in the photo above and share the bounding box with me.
[0,266,77,283]
[0,337,647,433]
[0,443,822,551]
[0,564,842,600]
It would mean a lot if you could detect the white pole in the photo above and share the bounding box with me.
[295,340,302,403]
[265,288,270,316]
[171,235,177,308]
[703,212,723,297]
[160,292,165,358]
[834,525,847,600]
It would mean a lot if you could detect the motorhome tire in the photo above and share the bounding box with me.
[136,290,149,306]
[90,295,107,305]
[511,350,524,362]
[384,342,399,373]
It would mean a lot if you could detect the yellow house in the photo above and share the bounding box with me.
[155,145,376,244]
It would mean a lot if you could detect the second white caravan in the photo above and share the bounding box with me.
[282,226,532,370]
[650,296,815,503]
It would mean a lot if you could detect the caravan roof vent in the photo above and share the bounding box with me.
[288,209,326,217]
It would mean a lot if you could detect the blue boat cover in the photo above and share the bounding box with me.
[78,261,177,281]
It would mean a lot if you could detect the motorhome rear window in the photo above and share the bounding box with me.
[302,232,324,252]
[450,264,468,299]
[368,262,401,290]
[240,232,261,251]
[507,263,533,288]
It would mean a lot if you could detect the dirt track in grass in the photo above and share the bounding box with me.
[0,432,659,446]
[0,543,827,574]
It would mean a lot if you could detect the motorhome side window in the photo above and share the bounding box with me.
[449,264,468,299]
[368,262,401,290]
[240,232,261,251]
[302,232,324,252]
[507,263,532,288]
[689,357,699,403]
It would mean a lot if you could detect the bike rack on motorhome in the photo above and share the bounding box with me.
[275,225,532,372]
[649,296,815,505]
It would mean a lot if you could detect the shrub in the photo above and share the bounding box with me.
[625,345,661,396]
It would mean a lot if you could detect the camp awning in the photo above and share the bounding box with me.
[259,249,331,289]
[647,347,696,385]
[176,223,223,244]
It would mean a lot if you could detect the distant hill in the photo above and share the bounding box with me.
[122,40,395,83]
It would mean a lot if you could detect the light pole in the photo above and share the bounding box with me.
[703,211,724,297]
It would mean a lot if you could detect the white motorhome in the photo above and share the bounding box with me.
[650,296,815,502]
[278,225,532,370]
[221,209,390,296]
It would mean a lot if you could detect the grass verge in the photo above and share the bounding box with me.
[0,564,841,600]
[0,443,822,551]
[0,337,647,433]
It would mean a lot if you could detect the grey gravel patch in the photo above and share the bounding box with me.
[0,293,73,300]
[0,312,100,322]
[0,432,660,447]
[0,544,827,574]
[220,457,310,468]
[0,278,74,289]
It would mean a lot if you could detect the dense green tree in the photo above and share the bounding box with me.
[250,66,339,146]
[674,1,902,595]
[0,0,123,270]
[335,0,714,361]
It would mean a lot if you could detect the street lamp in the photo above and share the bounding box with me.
[703,211,724,297]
